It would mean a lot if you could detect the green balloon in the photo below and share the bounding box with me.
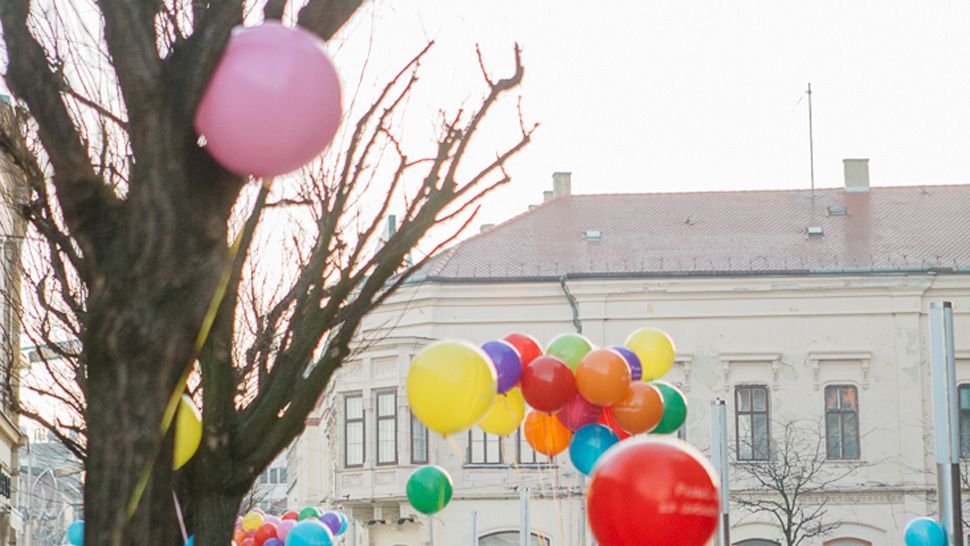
[299,506,323,521]
[546,333,594,371]
[406,465,453,515]
[650,381,688,434]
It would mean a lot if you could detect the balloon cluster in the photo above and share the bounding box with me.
[406,328,684,473]
[406,328,720,546]
[904,517,946,546]
[232,507,348,546]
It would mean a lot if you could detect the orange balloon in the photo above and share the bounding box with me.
[612,382,665,434]
[233,530,247,544]
[576,349,632,406]
[524,410,573,456]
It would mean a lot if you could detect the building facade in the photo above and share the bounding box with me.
[0,98,32,545]
[290,168,970,545]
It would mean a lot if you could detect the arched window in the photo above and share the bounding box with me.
[824,539,871,546]
[735,540,780,546]
[479,531,551,545]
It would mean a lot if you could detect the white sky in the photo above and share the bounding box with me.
[327,0,970,230]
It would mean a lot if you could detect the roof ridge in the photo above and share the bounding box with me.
[564,182,970,199]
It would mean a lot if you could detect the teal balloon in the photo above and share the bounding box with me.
[406,465,453,515]
[185,535,195,546]
[650,381,688,434]
[569,424,618,476]
[285,520,333,546]
[67,521,84,546]
[336,512,348,536]
[904,517,947,546]
[546,333,594,371]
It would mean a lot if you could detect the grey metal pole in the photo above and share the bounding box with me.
[930,301,964,546]
[519,488,529,546]
[578,474,586,546]
[470,510,478,546]
[711,400,730,546]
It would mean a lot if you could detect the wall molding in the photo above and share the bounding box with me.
[806,351,872,390]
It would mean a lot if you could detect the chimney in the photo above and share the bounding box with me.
[543,190,554,202]
[553,171,572,198]
[479,223,495,233]
[843,159,869,192]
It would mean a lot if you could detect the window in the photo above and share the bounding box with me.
[259,470,268,484]
[825,385,860,460]
[479,531,550,545]
[516,428,541,465]
[344,394,364,467]
[959,384,970,458]
[279,468,287,483]
[376,391,398,465]
[411,410,429,464]
[269,468,278,484]
[735,385,770,461]
[468,429,503,465]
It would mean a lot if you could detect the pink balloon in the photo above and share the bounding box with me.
[277,519,295,541]
[264,515,282,527]
[555,393,602,431]
[194,22,342,178]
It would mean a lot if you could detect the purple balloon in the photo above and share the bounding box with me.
[610,345,642,382]
[482,340,523,394]
[264,540,283,546]
[319,512,341,535]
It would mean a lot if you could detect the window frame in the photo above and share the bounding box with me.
[735,384,771,462]
[410,410,429,464]
[824,384,861,460]
[466,428,504,466]
[959,384,970,459]
[344,393,365,468]
[375,389,399,466]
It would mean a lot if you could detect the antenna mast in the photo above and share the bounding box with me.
[807,82,815,192]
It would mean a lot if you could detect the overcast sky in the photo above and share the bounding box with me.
[327,1,970,229]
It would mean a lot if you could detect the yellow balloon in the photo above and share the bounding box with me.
[407,340,497,436]
[478,388,526,436]
[624,327,676,381]
[173,394,202,470]
[242,511,264,531]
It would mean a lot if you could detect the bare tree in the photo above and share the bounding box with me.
[732,420,866,546]
[0,1,534,544]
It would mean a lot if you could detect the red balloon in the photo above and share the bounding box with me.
[520,355,577,413]
[587,437,719,546]
[556,393,601,431]
[255,523,278,544]
[596,406,630,440]
[282,511,299,521]
[503,333,543,366]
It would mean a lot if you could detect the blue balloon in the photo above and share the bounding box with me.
[67,521,84,546]
[905,517,947,546]
[185,535,195,546]
[336,512,348,536]
[285,519,333,546]
[569,424,619,476]
[482,340,523,394]
[610,346,642,382]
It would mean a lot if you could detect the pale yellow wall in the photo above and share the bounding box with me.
[293,273,970,545]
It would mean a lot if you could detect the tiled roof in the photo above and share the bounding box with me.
[413,185,970,281]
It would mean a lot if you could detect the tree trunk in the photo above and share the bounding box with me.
[192,490,244,546]
[84,355,179,545]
